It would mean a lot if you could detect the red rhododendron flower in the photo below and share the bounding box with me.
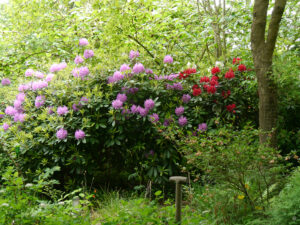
[179,68,197,79]
[226,104,236,112]
[211,75,219,81]
[238,64,247,72]
[210,79,219,86]
[200,76,210,83]
[211,67,220,75]
[225,69,235,79]
[232,57,241,64]
[206,85,216,94]
[192,84,199,90]
[193,88,202,96]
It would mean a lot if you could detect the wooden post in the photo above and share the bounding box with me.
[169,176,187,224]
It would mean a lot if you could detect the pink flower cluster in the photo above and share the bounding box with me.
[79,38,89,46]
[84,50,94,59]
[56,128,86,140]
[166,82,183,90]
[1,78,11,86]
[154,74,178,81]
[35,95,45,108]
[129,50,140,59]
[108,71,125,84]
[72,67,90,79]
[163,55,173,64]
[50,62,67,73]
[132,63,145,74]
[57,106,69,116]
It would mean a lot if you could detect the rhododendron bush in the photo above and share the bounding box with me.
[0,39,258,188]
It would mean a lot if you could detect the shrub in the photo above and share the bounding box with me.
[0,38,257,189]
[161,125,286,224]
[248,167,300,225]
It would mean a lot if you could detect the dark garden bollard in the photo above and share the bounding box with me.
[169,176,187,224]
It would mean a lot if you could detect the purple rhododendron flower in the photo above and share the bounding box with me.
[3,123,9,131]
[144,99,155,110]
[32,81,48,91]
[72,103,79,112]
[163,118,173,127]
[108,71,125,83]
[173,83,183,90]
[79,38,89,46]
[137,106,148,117]
[166,82,183,90]
[5,106,17,116]
[60,62,67,69]
[25,69,34,77]
[79,67,89,78]
[145,69,153,74]
[18,84,30,92]
[50,63,67,73]
[132,63,145,74]
[57,106,69,115]
[74,56,84,64]
[120,64,131,72]
[0,114,4,119]
[14,113,26,123]
[163,55,173,64]
[16,93,26,102]
[35,95,45,108]
[178,116,187,127]
[1,78,11,86]
[75,129,85,140]
[84,50,94,59]
[175,106,184,116]
[112,99,123,109]
[72,68,80,78]
[127,87,139,94]
[197,123,207,132]
[129,50,140,59]
[130,104,138,114]
[116,93,127,103]
[35,71,44,79]
[149,113,159,123]
[182,94,191,104]
[45,73,54,82]
[49,64,61,73]
[14,100,22,109]
[56,128,68,140]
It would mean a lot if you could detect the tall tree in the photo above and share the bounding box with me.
[251,0,288,147]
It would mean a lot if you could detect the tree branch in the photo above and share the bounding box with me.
[251,0,270,52]
[266,0,288,58]
[116,26,160,66]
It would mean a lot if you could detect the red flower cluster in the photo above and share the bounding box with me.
[225,68,235,79]
[222,90,231,99]
[198,74,219,94]
[179,68,197,79]
[226,104,236,113]
[211,67,220,75]
[232,57,241,64]
[205,85,216,94]
[200,76,210,83]
[238,64,247,72]
[192,84,202,96]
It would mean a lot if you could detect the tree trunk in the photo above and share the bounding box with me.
[254,59,278,146]
[251,0,287,147]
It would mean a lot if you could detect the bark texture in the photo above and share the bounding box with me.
[251,0,287,147]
